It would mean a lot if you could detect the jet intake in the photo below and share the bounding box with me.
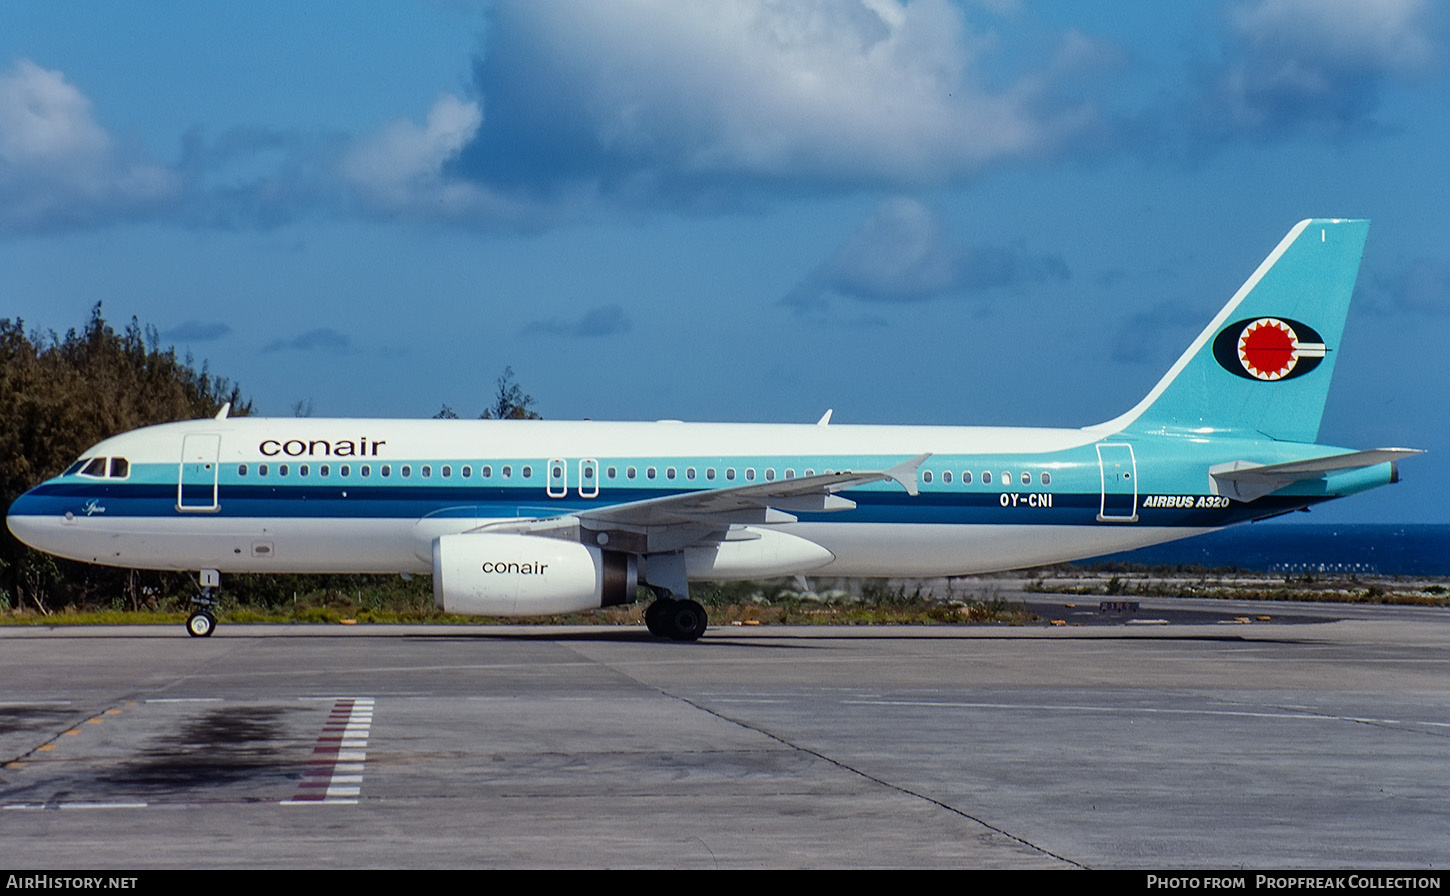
[433,533,637,616]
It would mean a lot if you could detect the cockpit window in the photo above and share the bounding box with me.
[65,459,89,475]
[75,456,130,479]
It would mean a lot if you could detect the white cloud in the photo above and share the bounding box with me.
[340,92,563,226]
[1230,0,1433,71]
[0,7,1112,232]
[457,0,1097,194]
[818,198,960,300]
[340,94,491,214]
[0,60,176,232]
[783,196,1069,311]
[0,60,109,165]
[1192,0,1439,138]
[342,95,479,197]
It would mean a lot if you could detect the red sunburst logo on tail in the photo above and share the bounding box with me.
[1213,317,1326,381]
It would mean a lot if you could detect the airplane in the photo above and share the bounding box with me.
[6,219,1421,641]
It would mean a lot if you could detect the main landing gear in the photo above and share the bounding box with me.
[644,591,708,642]
[639,553,706,642]
[186,569,221,638]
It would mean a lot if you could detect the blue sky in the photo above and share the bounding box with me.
[2,0,1446,523]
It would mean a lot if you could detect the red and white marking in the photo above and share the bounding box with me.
[287,697,374,805]
[1236,318,1324,381]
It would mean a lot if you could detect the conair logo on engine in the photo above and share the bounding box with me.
[480,561,549,574]
[1212,317,1326,381]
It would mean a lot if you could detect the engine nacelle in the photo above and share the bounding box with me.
[433,533,637,616]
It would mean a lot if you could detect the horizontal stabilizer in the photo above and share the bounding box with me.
[1210,448,1423,501]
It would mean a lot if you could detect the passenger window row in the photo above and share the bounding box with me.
[238,463,530,480]
[233,461,1052,489]
[604,465,816,483]
[922,470,1052,487]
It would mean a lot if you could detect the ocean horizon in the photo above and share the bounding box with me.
[1080,523,1450,577]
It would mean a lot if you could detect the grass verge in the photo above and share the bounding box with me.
[0,580,1037,627]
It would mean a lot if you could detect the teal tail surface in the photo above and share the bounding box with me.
[1099,219,1370,443]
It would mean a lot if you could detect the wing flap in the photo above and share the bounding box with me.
[578,453,929,528]
[476,453,930,554]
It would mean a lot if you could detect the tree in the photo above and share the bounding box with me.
[0,311,547,612]
[431,369,539,421]
[0,304,253,610]
[481,366,540,420]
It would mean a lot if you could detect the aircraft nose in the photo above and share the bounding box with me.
[7,489,57,552]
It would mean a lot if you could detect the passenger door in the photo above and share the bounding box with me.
[178,433,221,512]
[1096,443,1138,522]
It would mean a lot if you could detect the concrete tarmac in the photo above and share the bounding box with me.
[0,599,1446,869]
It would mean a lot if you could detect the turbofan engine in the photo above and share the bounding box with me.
[432,532,638,616]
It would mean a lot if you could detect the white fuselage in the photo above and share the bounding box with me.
[8,416,1262,580]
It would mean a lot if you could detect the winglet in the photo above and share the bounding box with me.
[884,453,931,497]
[816,409,833,426]
[215,402,231,420]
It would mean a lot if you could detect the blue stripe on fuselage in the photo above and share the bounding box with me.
[9,477,1326,527]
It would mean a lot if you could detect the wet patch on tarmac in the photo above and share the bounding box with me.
[0,705,76,737]
[97,705,309,797]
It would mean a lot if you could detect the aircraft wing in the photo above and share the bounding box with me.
[481,453,930,554]
[1210,448,1423,502]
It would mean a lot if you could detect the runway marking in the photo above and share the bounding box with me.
[286,697,374,805]
[146,697,224,702]
[4,798,365,810]
[63,802,148,810]
[4,802,150,810]
[839,699,1450,728]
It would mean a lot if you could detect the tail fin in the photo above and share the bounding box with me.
[1094,219,1369,443]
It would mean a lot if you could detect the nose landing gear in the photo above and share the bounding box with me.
[186,569,221,637]
[186,607,216,637]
